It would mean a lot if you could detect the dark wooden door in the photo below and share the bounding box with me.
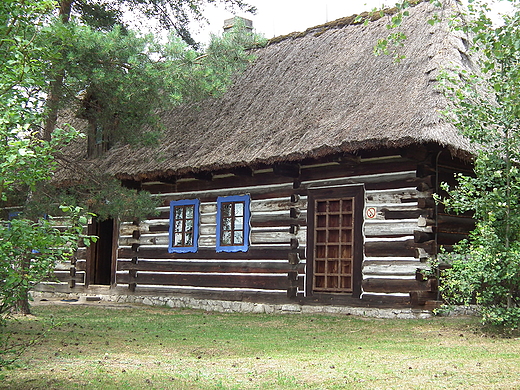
[87,218,116,286]
[308,186,363,297]
[313,197,355,293]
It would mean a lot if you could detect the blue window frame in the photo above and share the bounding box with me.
[216,194,250,253]
[168,199,200,253]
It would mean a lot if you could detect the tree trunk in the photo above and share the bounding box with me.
[14,295,31,315]
[43,0,74,140]
[14,256,32,315]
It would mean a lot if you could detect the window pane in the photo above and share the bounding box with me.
[234,202,244,216]
[222,217,232,231]
[185,205,194,219]
[235,217,243,230]
[175,220,183,233]
[222,231,232,245]
[169,200,199,253]
[185,219,193,232]
[234,231,243,245]
[221,203,232,217]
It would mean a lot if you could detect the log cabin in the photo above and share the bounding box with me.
[40,0,476,309]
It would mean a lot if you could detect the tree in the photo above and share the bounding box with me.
[1,0,262,366]
[381,0,520,330]
[435,1,520,331]
[27,0,263,223]
[0,0,91,365]
[43,0,257,142]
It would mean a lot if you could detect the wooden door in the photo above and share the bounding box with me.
[308,186,363,297]
[87,218,116,286]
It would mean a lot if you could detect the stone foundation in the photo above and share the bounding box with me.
[32,291,436,319]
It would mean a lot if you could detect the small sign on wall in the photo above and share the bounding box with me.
[365,207,377,219]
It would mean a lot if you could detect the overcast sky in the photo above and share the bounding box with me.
[193,0,388,43]
[192,0,514,44]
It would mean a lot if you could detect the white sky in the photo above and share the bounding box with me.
[193,0,388,43]
[192,0,515,44]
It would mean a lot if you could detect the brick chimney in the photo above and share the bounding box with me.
[223,16,253,33]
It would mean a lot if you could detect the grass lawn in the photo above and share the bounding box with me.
[1,303,519,389]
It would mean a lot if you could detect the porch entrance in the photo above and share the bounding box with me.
[87,218,116,286]
[307,186,363,297]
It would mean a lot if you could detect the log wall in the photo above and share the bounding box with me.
[42,147,473,307]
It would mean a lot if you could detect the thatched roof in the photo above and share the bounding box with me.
[55,0,472,183]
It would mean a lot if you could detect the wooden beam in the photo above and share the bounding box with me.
[273,163,300,178]
[365,240,435,258]
[117,272,303,290]
[117,260,305,274]
[362,278,431,293]
[118,246,306,260]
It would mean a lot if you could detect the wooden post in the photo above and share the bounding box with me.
[129,243,139,291]
[69,266,76,289]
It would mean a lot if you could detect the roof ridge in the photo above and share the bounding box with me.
[266,0,427,45]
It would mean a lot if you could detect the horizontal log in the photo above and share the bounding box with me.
[414,230,434,243]
[117,260,305,274]
[50,271,85,283]
[199,237,217,247]
[435,214,475,233]
[365,188,426,204]
[362,261,427,276]
[122,227,308,247]
[118,246,306,260]
[161,170,293,195]
[365,239,436,258]
[157,182,295,204]
[362,278,431,294]
[252,212,307,227]
[299,159,418,183]
[365,220,431,237]
[119,233,169,246]
[190,197,308,215]
[381,208,432,220]
[251,230,306,245]
[117,272,303,290]
[302,170,417,190]
[54,261,73,271]
[149,225,169,232]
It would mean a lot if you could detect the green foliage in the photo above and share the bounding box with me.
[0,0,261,368]
[41,16,265,147]
[431,1,520,331]
[0,0,93,368]
[377,0,520,330]
[0,207,90,318]
[0,206,91,368]
[25,176,160,222]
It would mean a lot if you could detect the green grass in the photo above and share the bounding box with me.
[1,304,520,389]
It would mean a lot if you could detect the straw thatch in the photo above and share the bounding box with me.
[55,0,472,183]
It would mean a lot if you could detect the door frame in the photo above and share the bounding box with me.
[86,218,118,287]
[306,185,364,298]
